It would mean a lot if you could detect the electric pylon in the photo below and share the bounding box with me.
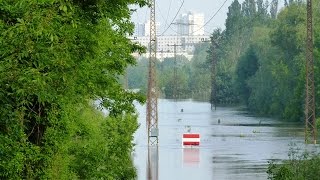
[146,0,159,179]
[147,0,158,148]
[305,0,316,144]
[173,45,177,100]
[167,44,182,100]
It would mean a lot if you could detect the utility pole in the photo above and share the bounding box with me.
[146,0,159,179]
[199,37,217,110]
[305,0,316,144]
[173,45,178,100]
[167,44,182,100]
[210,47,217,111]
[204,38,219,110]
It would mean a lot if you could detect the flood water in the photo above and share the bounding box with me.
[133,99,317,180]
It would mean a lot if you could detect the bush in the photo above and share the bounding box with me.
[44,104,139,179]
[267,148,320,180]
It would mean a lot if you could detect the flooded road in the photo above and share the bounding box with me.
[133,99,309,180]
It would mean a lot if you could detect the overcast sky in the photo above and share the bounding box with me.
[131,0,285,35]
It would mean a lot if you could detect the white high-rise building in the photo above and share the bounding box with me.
[176,12,205,36]
[176,14,189,35]
[131,12,208,60]
[134,23,145,37]
[144,20,160,36]
[134,21,160,37]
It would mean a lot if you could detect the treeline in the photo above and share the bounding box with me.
[0,0,146,179]
[128,42,211,100]
[128,0,320,122]
[208,0,320,122]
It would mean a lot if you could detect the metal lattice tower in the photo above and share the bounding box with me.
[305,0,316,144]
[167,44,182,100]
[147,0,158,147]
[146,0,159,179]
[173,45,177,100]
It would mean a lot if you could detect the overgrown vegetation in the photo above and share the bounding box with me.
[206,0,320,179]
[129,1,320,122]
[267,148,320,180]
[128,42,211,100]
[0,0,147,179]
[208,0,320,121]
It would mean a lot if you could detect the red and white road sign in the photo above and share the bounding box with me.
[182,133,200,146]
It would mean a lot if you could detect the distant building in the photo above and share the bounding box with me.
[131,11,207,60]
[176,12,205,36]
[144,20,161,36]
[131,35,210,60]
[134,23,145,37]
[134,21,160,37]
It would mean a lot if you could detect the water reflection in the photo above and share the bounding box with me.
[147,146,159,180]
[133,99,314,180]
[183,148,200,166]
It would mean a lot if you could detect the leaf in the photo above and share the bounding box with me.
[62,5,67,13]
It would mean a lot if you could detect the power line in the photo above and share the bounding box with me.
[165,0,173,27]
[156,2,182,36]
[160,0,185,36]
[179,0,188,14]
[191,0,229,34]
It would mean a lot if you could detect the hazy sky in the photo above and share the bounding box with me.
[131,0,285,35]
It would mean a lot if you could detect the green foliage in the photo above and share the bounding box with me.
[235,45,259,105]
[130,0,320,123]
[208,0,267,105]
[0,0,146,179]
[128,43,211,100]
[65,105,138,179]
[188,43,211,98]
[225,0,243,39]
[268,151,320,180]
[207,0,320,121]
[37,104,139,180]
[245,1,318,121]
[158,55,193,99]
[127,57,148,90]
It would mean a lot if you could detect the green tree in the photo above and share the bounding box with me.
[127,57,148,89]
[0,0,147,179]
[242,0,256,18]
[188,43,211,100]
[158,55,190,99]
[225,0,243,39]
[236,45,259,105]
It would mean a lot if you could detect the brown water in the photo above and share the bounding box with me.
[133,99,318,180]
